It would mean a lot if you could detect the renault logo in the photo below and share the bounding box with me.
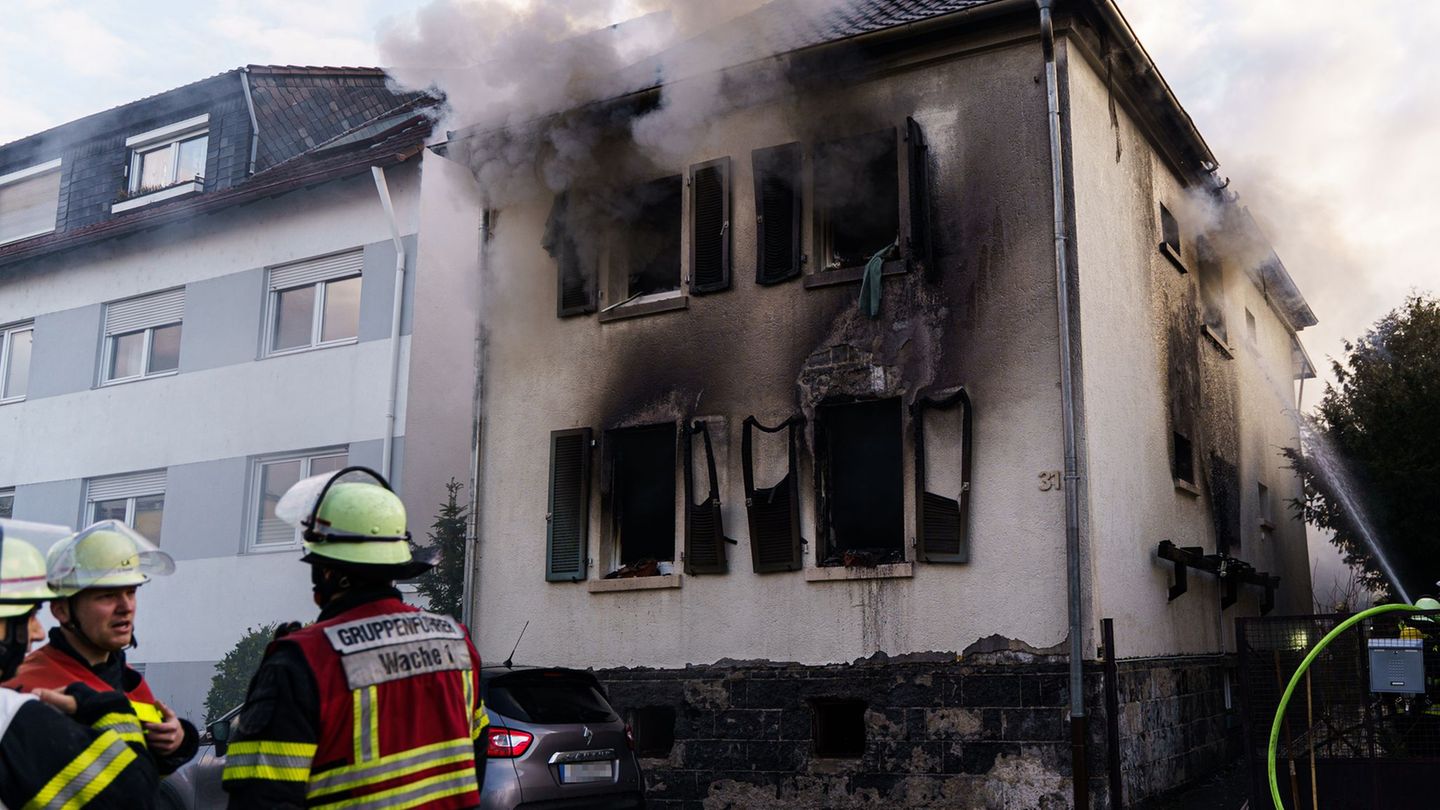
[582,725,594,747]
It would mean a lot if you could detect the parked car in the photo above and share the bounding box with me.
[160,666,645,809]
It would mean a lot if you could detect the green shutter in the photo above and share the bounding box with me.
[742,415,804,573]
[683,421,731,574]
[546,428,592,581]
[752,143,802,285]
[690,157,731,294]
[906,117,935,279]
[913,389,972,563]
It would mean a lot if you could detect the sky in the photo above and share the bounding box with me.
[3,0,1435,403]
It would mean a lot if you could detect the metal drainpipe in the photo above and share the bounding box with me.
[370,167,406,482]
[239,68,259,176]
[1036,1,1089,807]
[461,210,489,630]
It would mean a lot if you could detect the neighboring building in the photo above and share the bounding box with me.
[0,66,484,724]
[464,0,1317,806]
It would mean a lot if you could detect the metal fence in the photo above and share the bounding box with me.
[1237,611,1440,809]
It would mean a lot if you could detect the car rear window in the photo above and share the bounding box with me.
[486,674,619,724]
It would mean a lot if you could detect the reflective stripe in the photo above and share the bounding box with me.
[461,670,476,739]
[93,712,144,746]
[352,685,378,763]
[222,741,316,784]
[128,700,163,725]
[310,767,478,810]
[306,738,475,798]
[23,730,135,810]
[474,701,490,736]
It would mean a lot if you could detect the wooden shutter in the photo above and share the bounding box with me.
[545,193,597,317]
[105,288,185,335]
[546,428,592,581]
[683,421,731,574]
[913,389,972,563]
[905,117,935,280]
[742,415,804,573]
[689,157,731,294]
[752,143,802,285]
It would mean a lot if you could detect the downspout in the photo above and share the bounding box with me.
[239,68,259,176]
[1036,2,1089,808]
[371,166,406,483]
[461,209,489,630]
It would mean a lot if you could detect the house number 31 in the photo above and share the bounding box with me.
[1038,471,1063,491]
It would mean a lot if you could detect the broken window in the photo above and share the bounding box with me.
[615,176,683,300]
[605,424,676,568]
[684,420,733,574]
[628,706,676,758]
[1172,430,1195,486]
[741,415,804,573]
[546,428,592,581]
[815,398,904,565]
[1196,236,1227,343]
[811,699,866,758]
[914,389,972,564]
[689,157,731,294]
[815,129,899,271]
[752,142,802,284]
[545,193,597,317]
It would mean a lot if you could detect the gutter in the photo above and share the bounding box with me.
[1037,2,1089,808]
[239,68,260,176]
[370,166,407,483]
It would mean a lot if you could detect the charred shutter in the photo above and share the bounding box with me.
[690,157,731,294]
[752,143,802,285]
[906,117,935,279]
[684,421,731,574]
[544,193,596,317]
[546,428,592,581]
[742,415,804,573]
[913,389,972,563]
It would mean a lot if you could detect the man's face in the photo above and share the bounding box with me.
[66,587,138,651]
[0,608,45,649]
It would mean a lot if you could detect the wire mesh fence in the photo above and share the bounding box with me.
[1238,610,1440,809]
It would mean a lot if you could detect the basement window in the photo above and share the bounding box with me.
[814,129,899,271]
[610,176,683,303]
[605,424,677,571]
[0,488,12,519]
[815,398,904,565]
[811,699,866,758]
[629,706,676,757]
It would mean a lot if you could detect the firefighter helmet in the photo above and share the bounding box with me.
[46,520,174,595]
[276,466,433,574]
[0,520,67,617]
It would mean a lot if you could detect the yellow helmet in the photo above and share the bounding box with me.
[0,519,67,618]
[276,466,433,575]
[46,520,175,595]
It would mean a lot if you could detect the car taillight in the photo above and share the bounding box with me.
[625,723,635,751]
[485,727,534,758]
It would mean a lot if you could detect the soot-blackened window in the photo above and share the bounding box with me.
[811,699,866,758]
[607,424,676,566]
[618,176,683,298]
[1160,204,1180,253]
[815,129,899,270]
[816,398,904,564]
[1172,430,1195,486]
[629,706,676,757]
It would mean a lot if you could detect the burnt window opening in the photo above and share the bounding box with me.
[1258,482,1274,530]
[617,176,683,300]
[1172,430,1195,486]
[1245,308,1258,344]
[1197,236,1227,343]
[546,428,592,582]
[914,389,972,564]
[742,415,805,573]
[815,399,904,566]
[1160,204,1180,253]
[684,420,734,575]
[815,128,899,271]
[545,193,597,317]
[605,424,677,569]
[690,157,731,294]
[753,142,803,285]
[811,699,866,758]
[629,706,676,758]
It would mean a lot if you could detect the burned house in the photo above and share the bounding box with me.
[455,0,1318,807]
[0,67,482,723]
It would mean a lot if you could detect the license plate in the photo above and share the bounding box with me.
[559,760,614,783]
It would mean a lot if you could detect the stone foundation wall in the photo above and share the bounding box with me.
[1114,656,1241,806]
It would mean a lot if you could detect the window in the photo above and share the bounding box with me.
[1196,237,1227,344]
[811,699,866,758]
[629,706,675,758]
[753,143,802,285]
[815,129,899,271]
[546,194,597,317]
[1159,204,1185,273]
[267,250,364,354]
[126,115,208,195]
[251,450,348,549]
[1246,308,1258,344]
[0,489,13,519]
[609,176,683,303]
[0,159,61,245]
[815,399,904,565]
[1172,431,1195,486]
[102,288,184,383]
[1258,482,1275,532]
[0,322,33,403]
[914,389,972,564]
[604,424,676,569]
[86,470,166,544]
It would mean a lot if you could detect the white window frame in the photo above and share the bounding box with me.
[0,321,35,405]
[100,288,185,386]
[0,159,62,246]
[264,250,365,357]
[248,448,349,552]
[125,114,209,195]
[84,470,166,544]
[0,488,14,519]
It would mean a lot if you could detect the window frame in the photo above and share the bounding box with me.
[265,274,362,357]
[0,488,14,519]
[0,158,62,246]
[597,176,687,320]
[124,115,209,195]
[813,398,907,566]
[248,448,349,552]
[600,422,679,573]
[0,321,35,405]
[83,470,167,545]
[102,322,182,385]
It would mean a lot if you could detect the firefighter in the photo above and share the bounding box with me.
[0,519,159,808]
[223,466,488,810]
[5,519,199,775]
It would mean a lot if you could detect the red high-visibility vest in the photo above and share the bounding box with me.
[287,598,484,809]
[4,644,164,725]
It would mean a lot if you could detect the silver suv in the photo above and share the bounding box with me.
[160,666,646,809]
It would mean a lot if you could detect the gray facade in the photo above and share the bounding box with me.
[26,305,101,399]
